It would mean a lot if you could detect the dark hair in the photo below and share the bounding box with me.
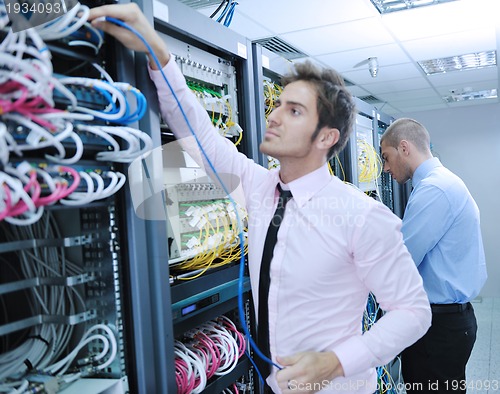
[281,60,356,160]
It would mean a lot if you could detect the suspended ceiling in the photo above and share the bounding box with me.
[195,0,500,115]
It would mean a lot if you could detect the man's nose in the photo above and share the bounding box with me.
[267,106,281,125]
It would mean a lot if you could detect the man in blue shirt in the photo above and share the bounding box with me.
[380,118,487,393]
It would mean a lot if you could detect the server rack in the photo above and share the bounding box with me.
[0,1,135,392]
[252,43,349,180]
[344,98,378,191]
[126,0,260,392]
[251,43,290,169]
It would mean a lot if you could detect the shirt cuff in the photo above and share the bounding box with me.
[333,335,374,378]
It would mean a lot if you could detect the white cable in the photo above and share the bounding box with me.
[95,127,139,162]
[58,77,127,120]
[0,122,9,166]
[100,171,118,199]
[92,62,114,84]
[76,124,120,152]
[0,171,36,212]
[88,172,105,201]
[59,171,93,206]
[2,114,66,157]
[96,126,153,163]
[175,341,207,394]
[46,131,84,165]
[36,3,84,41]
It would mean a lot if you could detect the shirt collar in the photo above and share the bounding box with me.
[412,157,442,188]
[279,163,332,208]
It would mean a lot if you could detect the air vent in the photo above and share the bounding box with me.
[359,95,384,104]
[343,78,355,87]
[254,37,307,60]
[178,0,223,9]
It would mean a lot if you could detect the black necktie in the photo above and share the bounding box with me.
[257,184,293,381]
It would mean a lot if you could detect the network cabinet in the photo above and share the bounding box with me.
[123,0,261,392]
[0,1,136,392]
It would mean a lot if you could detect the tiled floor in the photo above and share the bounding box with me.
[466,297,500,393]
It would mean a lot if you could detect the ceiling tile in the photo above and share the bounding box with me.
[280,17,393,56]
[401,28,497,61]
[362,77,433,94]
[376,88,439,101]
[342,63,423,85]
[193,0,499,114]
[235,0,378,35]
[381,0,499,41]
[426,67,498,87]
[316,43,412,72]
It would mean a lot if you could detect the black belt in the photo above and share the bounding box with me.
[431,302,470,314]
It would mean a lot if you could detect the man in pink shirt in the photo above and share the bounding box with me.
[89,4,431,393]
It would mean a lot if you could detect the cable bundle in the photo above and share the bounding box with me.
[78,124,153,163]
[0,13,152,226]
[210,0,239,27]
[172,200,248,280]
[59,76,147,125]
[0,163,79,225]
[0,161,128,225]
[362,293,401,394]
[34,2,104,53]
[0,213,116,383]
[263,79,282,120]
[187,81,243,143]
[357,139,382,185]
[59,168,126,206]
[174,316,245,394]
[0,324,118,393]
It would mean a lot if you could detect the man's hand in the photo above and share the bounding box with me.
[88,3,170,69]
[275,351,344,393]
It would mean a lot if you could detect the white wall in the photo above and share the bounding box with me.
[401,102,500,297]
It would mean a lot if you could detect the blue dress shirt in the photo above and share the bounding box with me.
[402,157,487,304]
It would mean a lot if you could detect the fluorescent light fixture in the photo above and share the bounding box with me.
[418,51,497,75]
[443,88,497,103]
[370,0,459,14]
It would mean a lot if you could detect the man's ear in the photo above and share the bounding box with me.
[317,127,340,150]
[399,139,410,155]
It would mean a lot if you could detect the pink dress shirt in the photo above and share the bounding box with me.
[149,59,431,393]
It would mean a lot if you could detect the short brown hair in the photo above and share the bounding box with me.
[282,61,356,160]
[381,118,431,153]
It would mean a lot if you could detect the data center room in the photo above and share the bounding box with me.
[1,0,499,393]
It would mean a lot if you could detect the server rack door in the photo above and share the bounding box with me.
[126,1,259,392]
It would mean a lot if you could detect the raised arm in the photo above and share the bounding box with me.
[88,3,170,70]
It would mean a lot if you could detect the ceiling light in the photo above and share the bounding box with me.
[443,89,497,103]
[370,0,459,14]
[418,51,497,75]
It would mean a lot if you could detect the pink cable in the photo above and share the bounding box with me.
[8,171,41,217]
[219,316,246,357]
[36,177,65,206]
[0,84,29,113]
[54,166,81,199]
[197,332,220,379]
[175,359,188,393]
